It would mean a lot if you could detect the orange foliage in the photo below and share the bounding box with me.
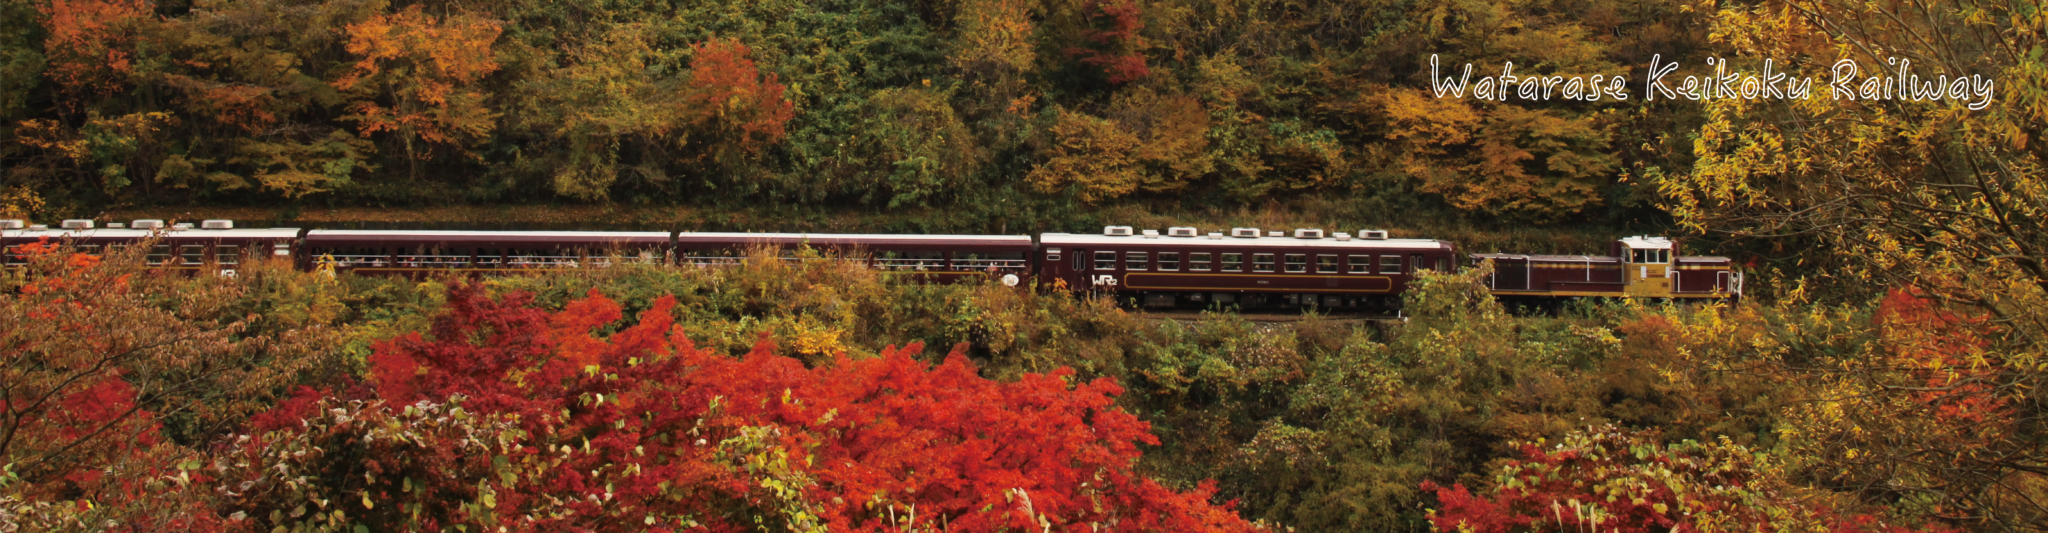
[684,38,796,155]
[333,6,503,154]
[38,0,151,109]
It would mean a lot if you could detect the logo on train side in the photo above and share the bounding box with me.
[1092,274,1118,287]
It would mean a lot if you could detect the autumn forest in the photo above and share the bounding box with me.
[6,0,2048,530]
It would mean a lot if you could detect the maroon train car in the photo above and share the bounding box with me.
[673,232,1033,284]
[1471,236,1741,301]
[1038,226,1457,309]
[2,219,299,275]
[298,230,672,275]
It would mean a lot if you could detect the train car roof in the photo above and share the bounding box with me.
[2,228,301,241]
[1039,232,1454,250]
[1619,236,1674,249]
[674,232,1033,248]
[304,230,671,246]
[1472,252,1733,262]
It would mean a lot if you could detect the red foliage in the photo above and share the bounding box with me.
[685,38,796,153]
[253,282,1259,531]
[1064,0,1149,85]
[1420,427,1953,533]
[1874,289,2004,423]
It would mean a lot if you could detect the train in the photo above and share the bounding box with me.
[0,218,1742,309]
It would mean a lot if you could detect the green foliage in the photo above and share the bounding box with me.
[0,0,1717,223]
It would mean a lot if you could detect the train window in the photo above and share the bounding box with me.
[216,245,239,266]
[1158,252,1179,271]
[2,246,22,266]
[76,244,101,256]
[1190,252,1212,271]
[1125,252,1148,271]
[957,251,1026,271]
[1348,255,1370,273]
[147,245,170,265]
[508,249,581,269]
[1316,255,1338,273]
[179,245,205,265]
[1379,255,1402,274]
[1222,253,1243,272]
[401,247,469,268]
[1284,254,1306,273]
[1253,253,1275,272]
[1046,251,1061,262]
[686,249,743,267]
[474,248,504,267]
[1094,251,1117,270]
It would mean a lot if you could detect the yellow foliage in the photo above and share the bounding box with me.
[1379,89,1613,221]
[1028,93,1214,203]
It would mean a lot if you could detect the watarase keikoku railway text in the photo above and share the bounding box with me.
[1,219,1742,309]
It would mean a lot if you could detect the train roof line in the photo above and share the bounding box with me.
[307,229,671,238]
[1038,232,1453,249]
[2,228,302,239]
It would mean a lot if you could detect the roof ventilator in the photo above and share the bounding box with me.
[131,220,166,230]
[1142,229,1160,239]
[1207,232,1224,239]
[1230,227,1261,238]
[61,219,94,230]
[0,220,23,230]
[1167,227,1198,238]
[172,223,195,231]
[1333,232,1352,241]
[201,219,234,229]
[1294,228,1325,239]
[1103,226,1135,237]
[1269,231,1284,237]
[1359,229,1389,240]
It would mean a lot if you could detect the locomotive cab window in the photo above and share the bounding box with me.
[1094,251,1117,270]
[1316,255,1338,274]
[1222,253,1244,272]
[1158,252,1180,271]
[1348,255,1370,273]
[1284,254,1307,273]
[1190,252,1212,271]
[1253,253,1276,272]
[1125,252,1148,271]
[1379,255,1402,274]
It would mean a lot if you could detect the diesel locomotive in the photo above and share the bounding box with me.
[1,218,1741,308]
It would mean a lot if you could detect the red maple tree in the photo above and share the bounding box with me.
[214,282,1258,531]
